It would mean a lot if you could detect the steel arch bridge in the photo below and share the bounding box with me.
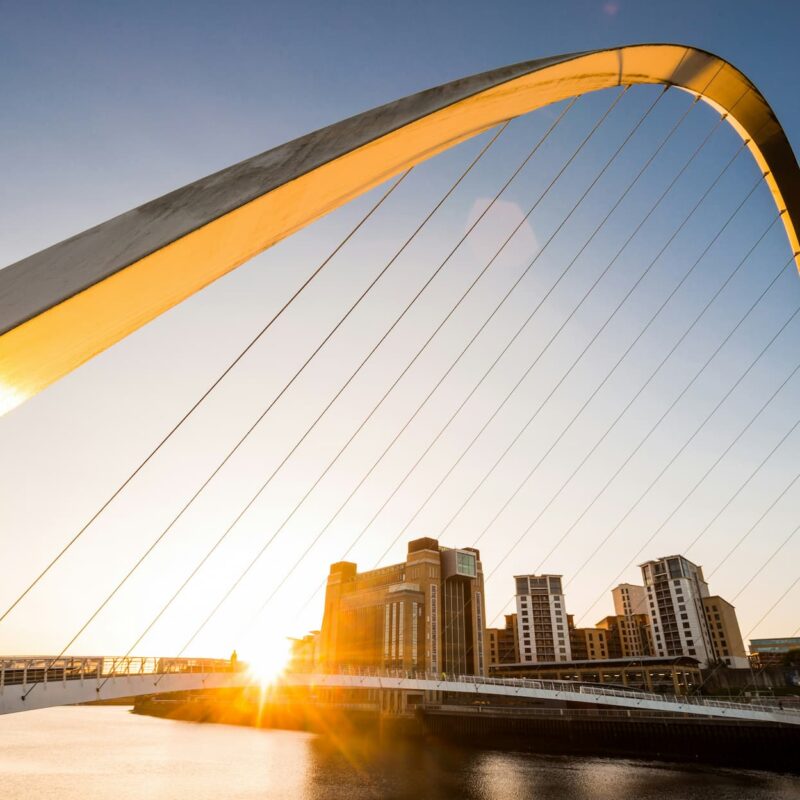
[2,657,800,726]
[1,43,799,415]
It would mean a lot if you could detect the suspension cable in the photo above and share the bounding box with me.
[0,169,410,627]
[376,111,738,570]
[456,145,754,562]
[683,405,800,557]
[572,331,800,624]
[474,171,769,578]
[556,186,776,586]
[694,568,800,695]
[151,92,628,668]
[706,465,800,580]
[282,87,699,629]
[234,87,666,631]
[497,269,799,628]
[21,117,515,697]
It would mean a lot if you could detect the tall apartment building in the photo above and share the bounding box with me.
[487,614,519,666]
[703,596,748,668]
[319,537,488,675]
[640,555,715,667]
[613,583,648,616]
[610,583,654,657]
[515,574,571,663]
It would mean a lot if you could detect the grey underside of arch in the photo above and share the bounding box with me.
[0,46,778,336]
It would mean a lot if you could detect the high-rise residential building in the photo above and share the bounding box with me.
[609,583,654,657]
[703,596,748,668]
[319,537,487,675]
[613,583,648,616]
[514,574,571,663]
[640,555,715,667]
[487,613,519,666]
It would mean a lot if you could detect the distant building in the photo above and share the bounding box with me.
[319,537,487,675]
[611,583,655,658]
[514,574,571,663]
[703,596,748,668]
[568,616,608,661]
[640,555,715,667]
[613,583,648,616]
[490,655,702,694]
[487,613,519,666]
[749,637,800,667]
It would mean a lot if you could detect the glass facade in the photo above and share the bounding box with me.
[456,552,476,577]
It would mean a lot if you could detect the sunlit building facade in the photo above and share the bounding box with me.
[568,618,609,661]
[604,583,655,658]
[703,595,748,668]
[640,555,714,667]
[319,538,487,676]
[515,574,571,663]
[487,613,519,666]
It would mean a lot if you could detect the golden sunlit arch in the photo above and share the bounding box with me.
[1,43,799,416]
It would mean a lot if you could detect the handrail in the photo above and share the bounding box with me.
[2,658,798,723]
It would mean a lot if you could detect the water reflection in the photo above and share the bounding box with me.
[1,707,798,800]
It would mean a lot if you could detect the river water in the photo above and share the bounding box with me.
[1,707,798,799]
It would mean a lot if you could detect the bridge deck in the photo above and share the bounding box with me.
[2,658,798,725]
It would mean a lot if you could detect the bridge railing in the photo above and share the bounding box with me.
[576,683,799,716]
[290,666,800,720]
[0,656,240,687]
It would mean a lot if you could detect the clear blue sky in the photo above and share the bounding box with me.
[1,1,799,661]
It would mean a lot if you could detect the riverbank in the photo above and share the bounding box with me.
[132,689,800,774]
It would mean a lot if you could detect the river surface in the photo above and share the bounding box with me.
[1,706,798,799]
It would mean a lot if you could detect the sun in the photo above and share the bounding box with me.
[243,636,291,686]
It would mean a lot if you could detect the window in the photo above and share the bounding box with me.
[688,648,696,655]
[456,551,477,577]
[680,613,688,620]
[429,585,438,672]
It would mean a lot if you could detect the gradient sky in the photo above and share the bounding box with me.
[1,1,799,663]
